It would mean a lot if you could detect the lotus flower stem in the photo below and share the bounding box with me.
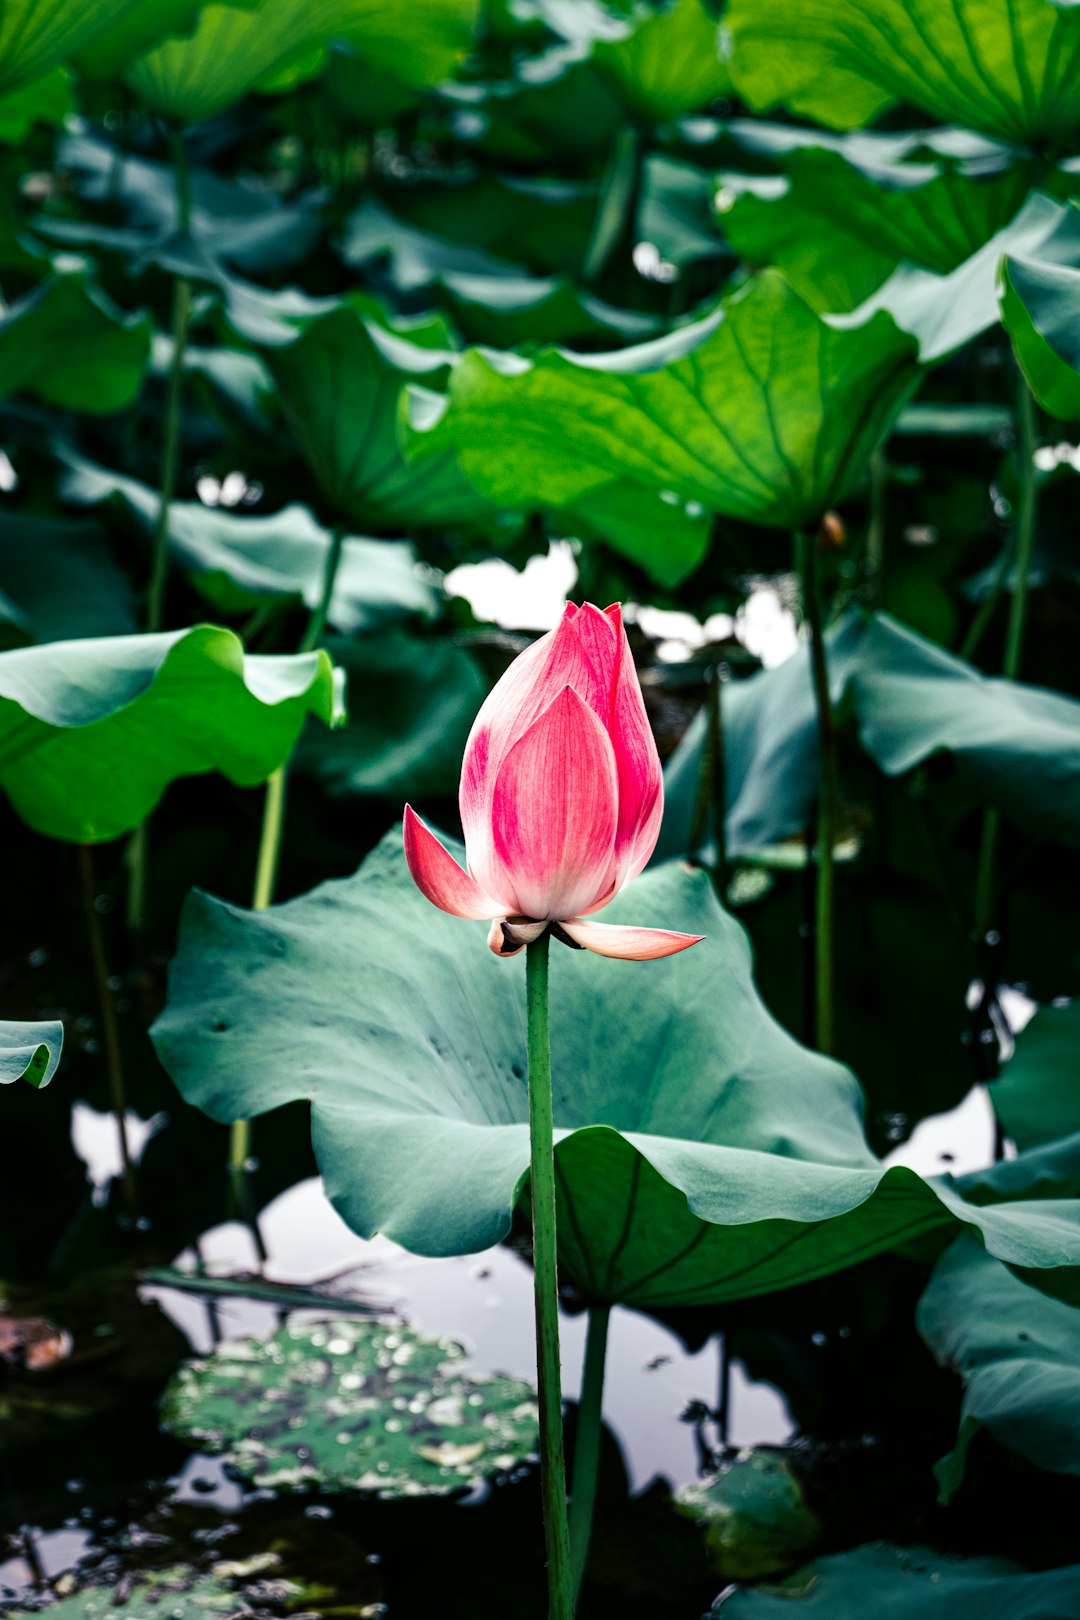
[973,375,1038,949]
[525,931,574,1620]
[569,1302,611,1600]
[79,844,138,1231]
[129,128,192,935]
[797,529,839,1056]
[228,524,346,1183]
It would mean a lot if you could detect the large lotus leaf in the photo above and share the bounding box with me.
[722,0,1080,145]
[438,273,660,348]
[72,0,256,79]
[58,455,438,629]
[339,197,522,292]
[151,830,1080,1308]
[917,1236,1080,1500]
[638,154,727,268]
[0,515,137,644]
[719,1543,1080,1618]
[403,270,920,535]
[0,0,147,94]
[163,1316,537,1496]
[0,68,71,141]
[591,0,728,123]
[0,267,150,413]
[716,143,1036,314]
[443,48,623,167]
[657,612,1080,863]
[0,1020,62,1089]
[992,1000,1080,1153]
[293,631,486,800]
[222,288,494,532]
[1000,206,1080,420]
[125,0,478,122]
[374,173,598,280]
[833,192,1080,363]
[38,133,321,279]
[0,626,342,843]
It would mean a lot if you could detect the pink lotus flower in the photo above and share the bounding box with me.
[404,602,704,960]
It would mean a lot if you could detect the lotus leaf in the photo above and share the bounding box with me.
[125,0,478,123]
[675,1452,819,1580]
[152,831,1080,1309]
[717,1542,1080,1618]
[403,270,920,534]
[0,1020,62,1088]
[917,1236,1080,1499]
[0,266,150,414]
[58,455,438,628]
[0,514,137,644]
[657,612,1080,863]
[0,626,342,842]
[992,999,1080,1155]
[723,0,1080,145]
[0,0,146,95]
[591,0,729,124]
[162,1316,538,1496]
[1001,208,1080,420]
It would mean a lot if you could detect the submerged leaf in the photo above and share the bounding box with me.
[917,1237,1080,1500]
[162,1316,537,1496]
[152,830,1080,1307]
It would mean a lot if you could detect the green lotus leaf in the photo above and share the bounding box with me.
[72,0,257,79]
[294,631,486,800]
[437,273,660,348]
[340,196,525,292]
[162,1315,537,1496]
[0,0,147,95]
[151,830,1080,1309]
[992,1000,1080,1153]
[591,0,729,123]
[833,192,1080,363]
[222,285,494,532]
[0,69,71,142]
[917,1236,1080,1500]
[0,265,150,414]
[717,1543,1080,1618]
[723,0,1080,145]
[442,48,622,167]
[657,612,1080,863]
[403,270,920,537]
[36,132,321,280]
[638,154,727,269]
[1000,204,1080,420]
[58,454,438,628]
[0,625,343,843]
[0,1020,63,1089]
[0,514,137,644]
[125,0,478,123]
[675,1452,819,1580]
[370,173,597,279]
[716,139,1037,313]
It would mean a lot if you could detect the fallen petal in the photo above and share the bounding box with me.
[404,806,503,920]
[558,917,705,960]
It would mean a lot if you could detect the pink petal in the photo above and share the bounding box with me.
[608,606,664,884]
[461,604,620,897]
[403,805,504,919]
[559,917,705,960]
[490,685,618,920]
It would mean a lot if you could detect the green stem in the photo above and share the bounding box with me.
[687,662,725,884]
[797,529,839,1056]
[526,932,573,1620]
[79,845,138,1231]
[569,1303,610,1602]
[130,130,192,934]
[865,449,887,608]
[228,526,346,1186]
[582,124,640,286]
[973,377,1038,939]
